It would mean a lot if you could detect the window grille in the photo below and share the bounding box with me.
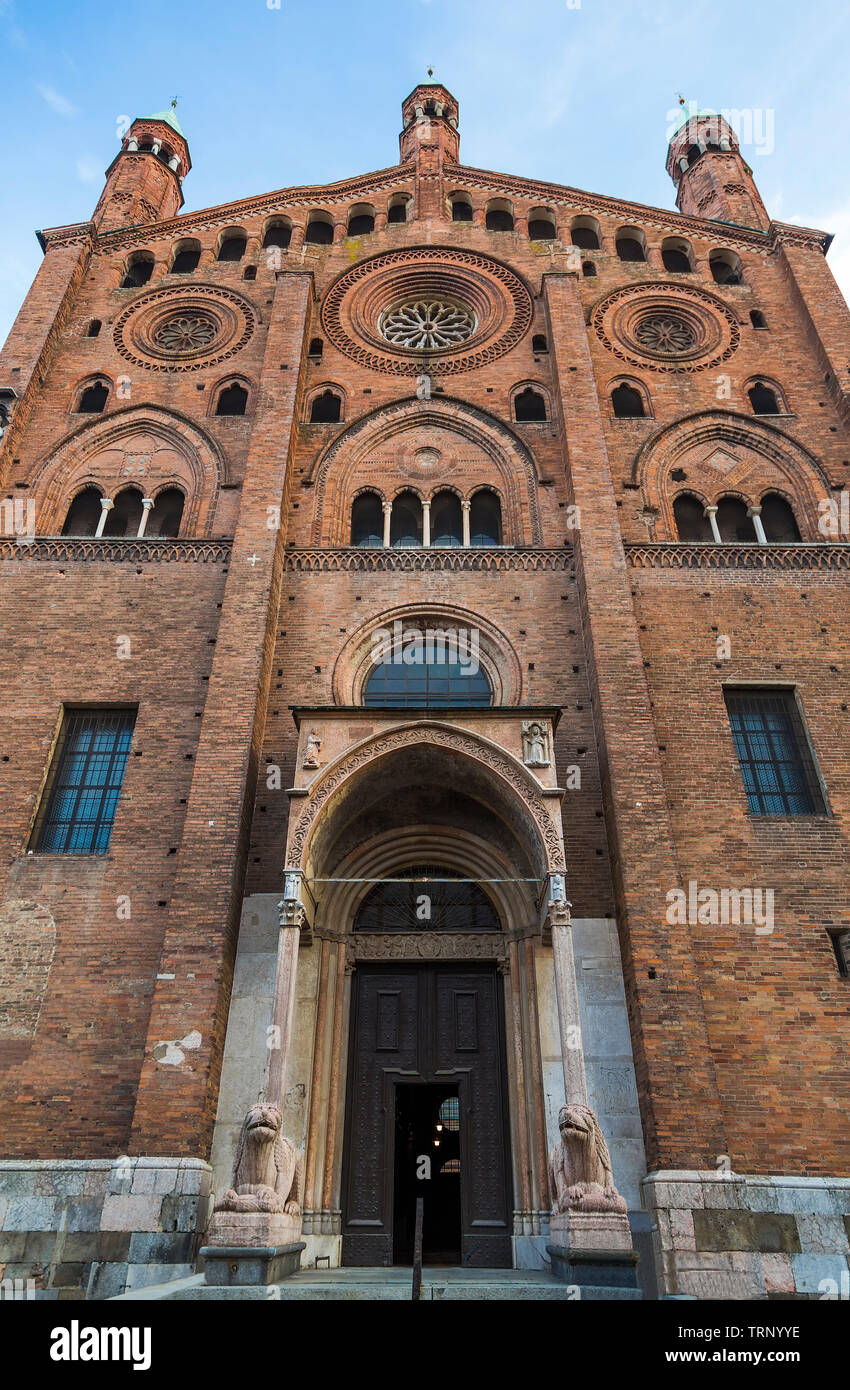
[354,867,500,932]
[724,689,826,816]
[32,708,136,853]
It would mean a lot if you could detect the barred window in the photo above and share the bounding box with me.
[32,708,136,853]
[724,689,826,816]
[354,867,500,932]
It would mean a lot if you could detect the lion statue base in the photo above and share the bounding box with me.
[548,1102,632,1253]
[206,1102,305,1249]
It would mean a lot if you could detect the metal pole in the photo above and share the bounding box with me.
[412,1196,424,1302]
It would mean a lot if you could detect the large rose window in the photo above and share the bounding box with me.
[379,300,477,351]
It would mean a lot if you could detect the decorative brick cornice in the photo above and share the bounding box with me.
[284,546,573,572]
[768,222,832,255]
[625,543,850,570]
[0,537,232,564]
[92,165,418,253]
[37,222,96,252]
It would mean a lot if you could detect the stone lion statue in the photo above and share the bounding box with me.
[548,1103,627,1214]
[215,1103,304,1215]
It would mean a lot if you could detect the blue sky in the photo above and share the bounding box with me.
[2,0,849,343]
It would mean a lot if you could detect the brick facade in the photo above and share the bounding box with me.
[0,85,848,1279]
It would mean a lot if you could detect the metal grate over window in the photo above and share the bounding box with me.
[724,689,826,816]
[33,708,136,853]
[354,866,500,932]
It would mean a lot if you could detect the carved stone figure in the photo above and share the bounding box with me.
[548,1103,627,1214]
[214,1103,304,1216]
[302,729,322,769]
[522,718,551,767]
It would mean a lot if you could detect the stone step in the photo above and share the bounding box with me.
[112,1268,644,1301]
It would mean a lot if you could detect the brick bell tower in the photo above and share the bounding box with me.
[92,103,191,233]
[666,105,769,232]
[399,78,459,218]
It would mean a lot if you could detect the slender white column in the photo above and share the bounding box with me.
[95,498,114,537]
[461,498,471,547]
[382,501,392,548]
[422,498,431,547]
[704,504,721,544]
[136,498,155,538]
[748,504,767,544]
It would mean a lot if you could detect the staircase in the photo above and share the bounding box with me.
[113,1266,643,1301]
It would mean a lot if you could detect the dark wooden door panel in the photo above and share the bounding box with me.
[342,964,512,1268]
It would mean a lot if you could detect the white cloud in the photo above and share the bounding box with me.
[35,83,77,118]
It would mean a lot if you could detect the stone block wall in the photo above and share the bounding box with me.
[0,1158,212,1299]
[644,1171,850,1299]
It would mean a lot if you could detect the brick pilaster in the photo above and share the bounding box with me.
[543,269,727,1169]
[129,270,313,1156]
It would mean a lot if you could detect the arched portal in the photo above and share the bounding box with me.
[284,722,564,1269]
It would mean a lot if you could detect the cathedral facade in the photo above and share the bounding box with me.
[0,85,848,1300]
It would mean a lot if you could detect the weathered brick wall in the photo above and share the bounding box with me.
[0,558,226,1156]
[632,565,850,1175]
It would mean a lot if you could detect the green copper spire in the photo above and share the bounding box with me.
[146,99,185,139]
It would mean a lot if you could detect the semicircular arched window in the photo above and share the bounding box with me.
[354,866,500,932]
[363,631,492,708]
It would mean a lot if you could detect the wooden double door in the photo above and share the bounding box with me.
[341,964,513,1268]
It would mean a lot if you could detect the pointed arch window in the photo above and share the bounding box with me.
[309,389,342,423]
[470,490,502,547]
[760,493,800,542]
[148,488,184,537]
[216,381,248,416]
[351,492,384,547]
[61,487,103,536]
[673,493,712,542]
[76,381,109,414]
[103,487,144,537]
[389,491,422,548]
[514,387,547,422]
[716,496,756,542]
[430,491,463,547]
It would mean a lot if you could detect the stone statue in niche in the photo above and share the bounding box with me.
[522,719,551,768]
[302,729,322,768]
[548,1103,627,1214]
[214,1103,304,1216]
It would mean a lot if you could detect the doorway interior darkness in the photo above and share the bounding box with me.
[393,1083,461,1265]
[341,964,512,1268]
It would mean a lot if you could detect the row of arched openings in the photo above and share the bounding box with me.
[61,486,184,538]
[351,489,502,548]
[611,378,787,420]
[673,492,800,543]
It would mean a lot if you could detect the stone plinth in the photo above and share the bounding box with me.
[549,1209,633,1252]
[548,1209,640,1289]
[200,1243,305,1286]
[204,1209,302,1249]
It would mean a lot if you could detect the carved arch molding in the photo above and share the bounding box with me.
[29,405,226,536]
[286,722,566,878]
[633,410,833,541]
[308,396,543,546]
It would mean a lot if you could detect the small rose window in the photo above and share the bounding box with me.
[152,313,218,353]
